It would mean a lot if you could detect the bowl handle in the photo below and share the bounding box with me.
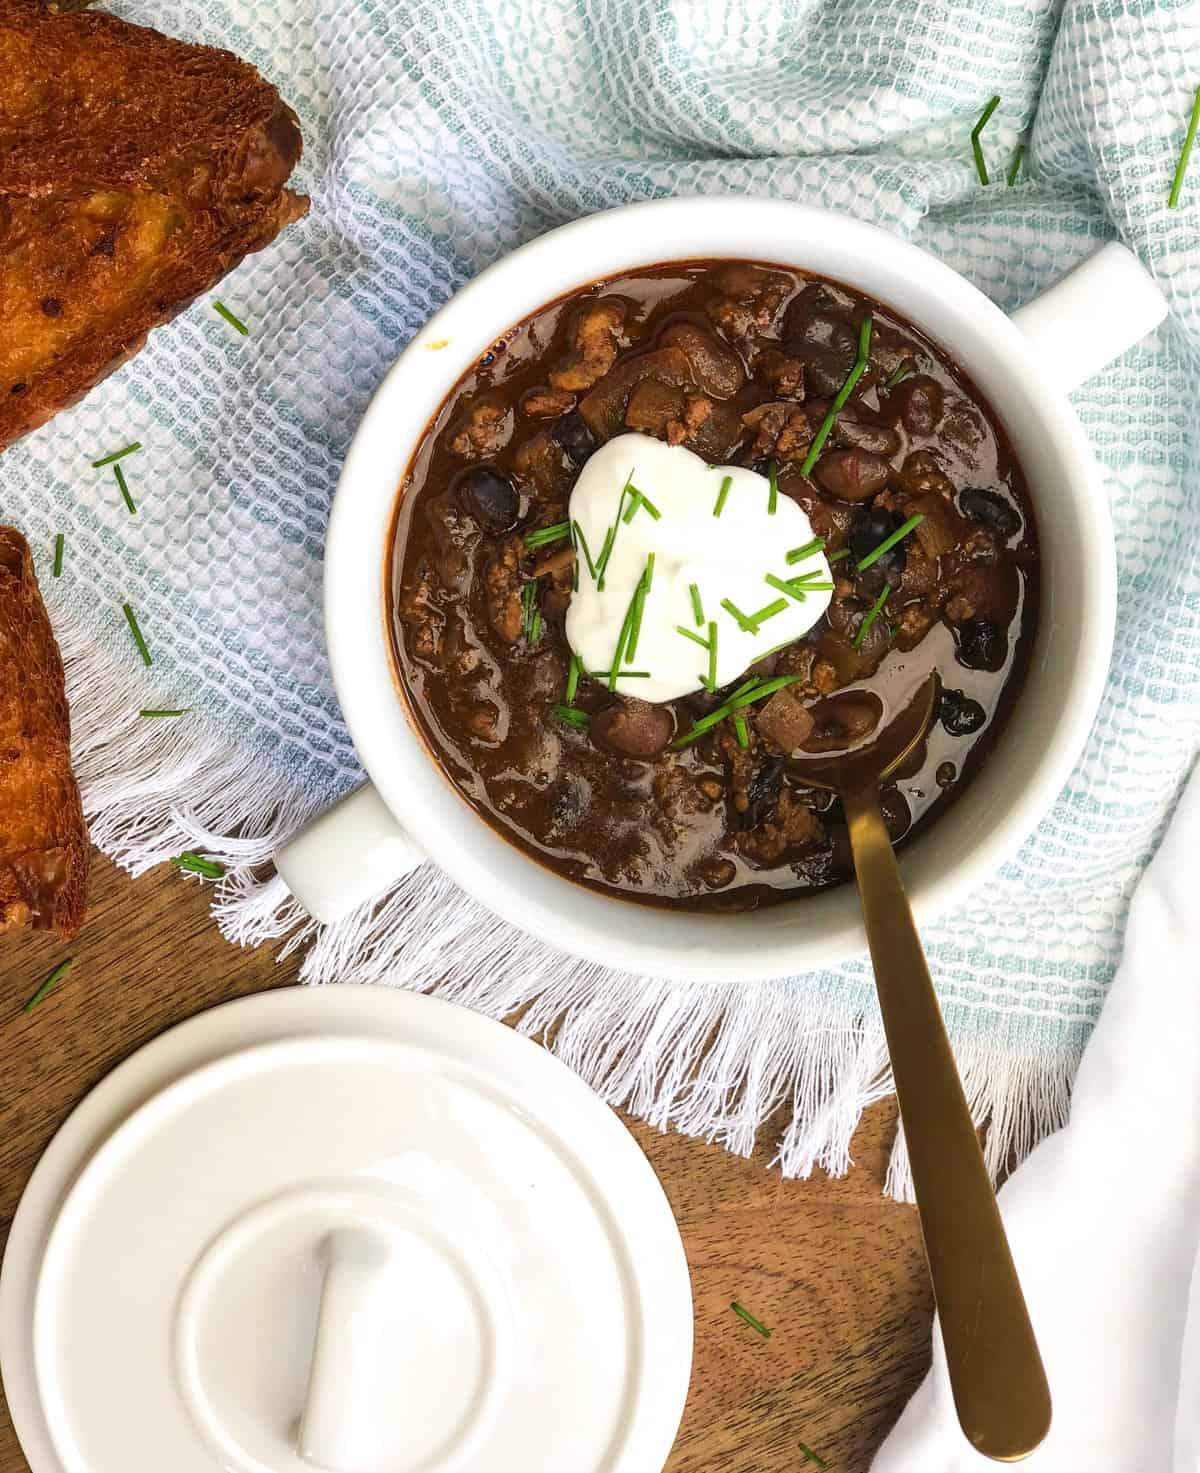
[1010,241,1167,393]
[275,783,424,923]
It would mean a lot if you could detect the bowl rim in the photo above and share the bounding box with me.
[324,195,1115,983]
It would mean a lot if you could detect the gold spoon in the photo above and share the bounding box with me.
[794,674,1051,1461]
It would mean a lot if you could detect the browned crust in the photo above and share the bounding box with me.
[0,0,310,448]
[0,526,89,936]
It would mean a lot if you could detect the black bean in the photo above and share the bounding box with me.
[552,409,596,467]
[737,756,784,830]
[452,465,518,533]
[959,487,1022,538]
[956,617,1007,672]
[935,761,957,789]
[850,508,907,584]
[938,687,987,735]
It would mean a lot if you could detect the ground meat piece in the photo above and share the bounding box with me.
[592,698,674,759]
[959,526,1000,564]
[945,593,974,623]
[396,567,443,662]
[549,298,626,392]
[700,857,737,889]
[706,265,791,348]
[658,322,745,397]
[464,703,501,742]
[625,379,684,436]
[754,347,805,398]
[898,450,956,499]
[718,730,761,819]
[449,398,513,460]
[811,658,839,694]
[654,764,714,825]
[424,490,481,587]
[741,400,824,462]
[665,392,713,446]
[483,536,524,644]
[512,430,572,500]
[736,787,824,866]
[532,543,576,581]
[897,544,940,600]
[894,600,937,648]
[755,686,816,754]
[522,385,576,418]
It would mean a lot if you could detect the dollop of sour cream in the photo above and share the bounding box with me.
[565,433,833,704]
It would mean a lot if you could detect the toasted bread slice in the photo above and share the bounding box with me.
[0,0,308,449]
[0,527,89,935]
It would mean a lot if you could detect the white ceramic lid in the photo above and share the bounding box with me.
[1,987,693,1473]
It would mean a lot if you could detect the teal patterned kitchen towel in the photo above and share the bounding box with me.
[6,0,1198,1191]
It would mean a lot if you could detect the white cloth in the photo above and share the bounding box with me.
[874,761,1200,1470]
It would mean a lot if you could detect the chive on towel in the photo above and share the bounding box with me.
[6,0,1198,1195]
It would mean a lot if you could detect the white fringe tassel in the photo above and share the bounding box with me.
[60,620,1081,1199]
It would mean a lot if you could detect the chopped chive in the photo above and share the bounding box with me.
[213,300,249,336]
[621,487,662,523]
[91,441,142,469]
[799,316,873,478]
[733,714,750,748]
[672,674,805,747]
[854,585,891,649]
[525,520,571,549]
[596,474,635,589]
[590,670,650,679]
[799,1442,829,1469]
[720,597,758,633]
[856,513,925,571]
[828,548,851,564]
[766,572,804,601]
[883,362,913,390]
[170,851,226,879]
[521,581,542,643]
[140,708,191,717]
[1006,143,1025,188]
[625,556,654,663]
[676,624,711,650]
[713,474,732,517]
[730,1301,772,1339]
[789,567,836,584]
[689,582,705,626]
[746,596,789,626]
[706,621,718,692]
[609,585,642,690]
[1169,85,1200,208]
[52,533,64,577]
[565,654,581,705]
[786,537,825,565]
[113,462,136,515]
[572,521,598,582]
[971,93,1001,186]
[550,703,591,728]
[23,958,72,1014]
[122,602,152,666]
[767,460,779,515]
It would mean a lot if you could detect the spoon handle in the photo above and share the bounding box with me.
[841,784,1051,1461]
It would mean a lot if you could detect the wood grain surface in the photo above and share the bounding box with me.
[0,851,933,1472]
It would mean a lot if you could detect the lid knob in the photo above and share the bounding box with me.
[298,1226,397,1472]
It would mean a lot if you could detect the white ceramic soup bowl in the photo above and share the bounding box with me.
[277,197,1165,983]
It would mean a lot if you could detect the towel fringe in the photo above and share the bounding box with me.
[60,619,1079,1199]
